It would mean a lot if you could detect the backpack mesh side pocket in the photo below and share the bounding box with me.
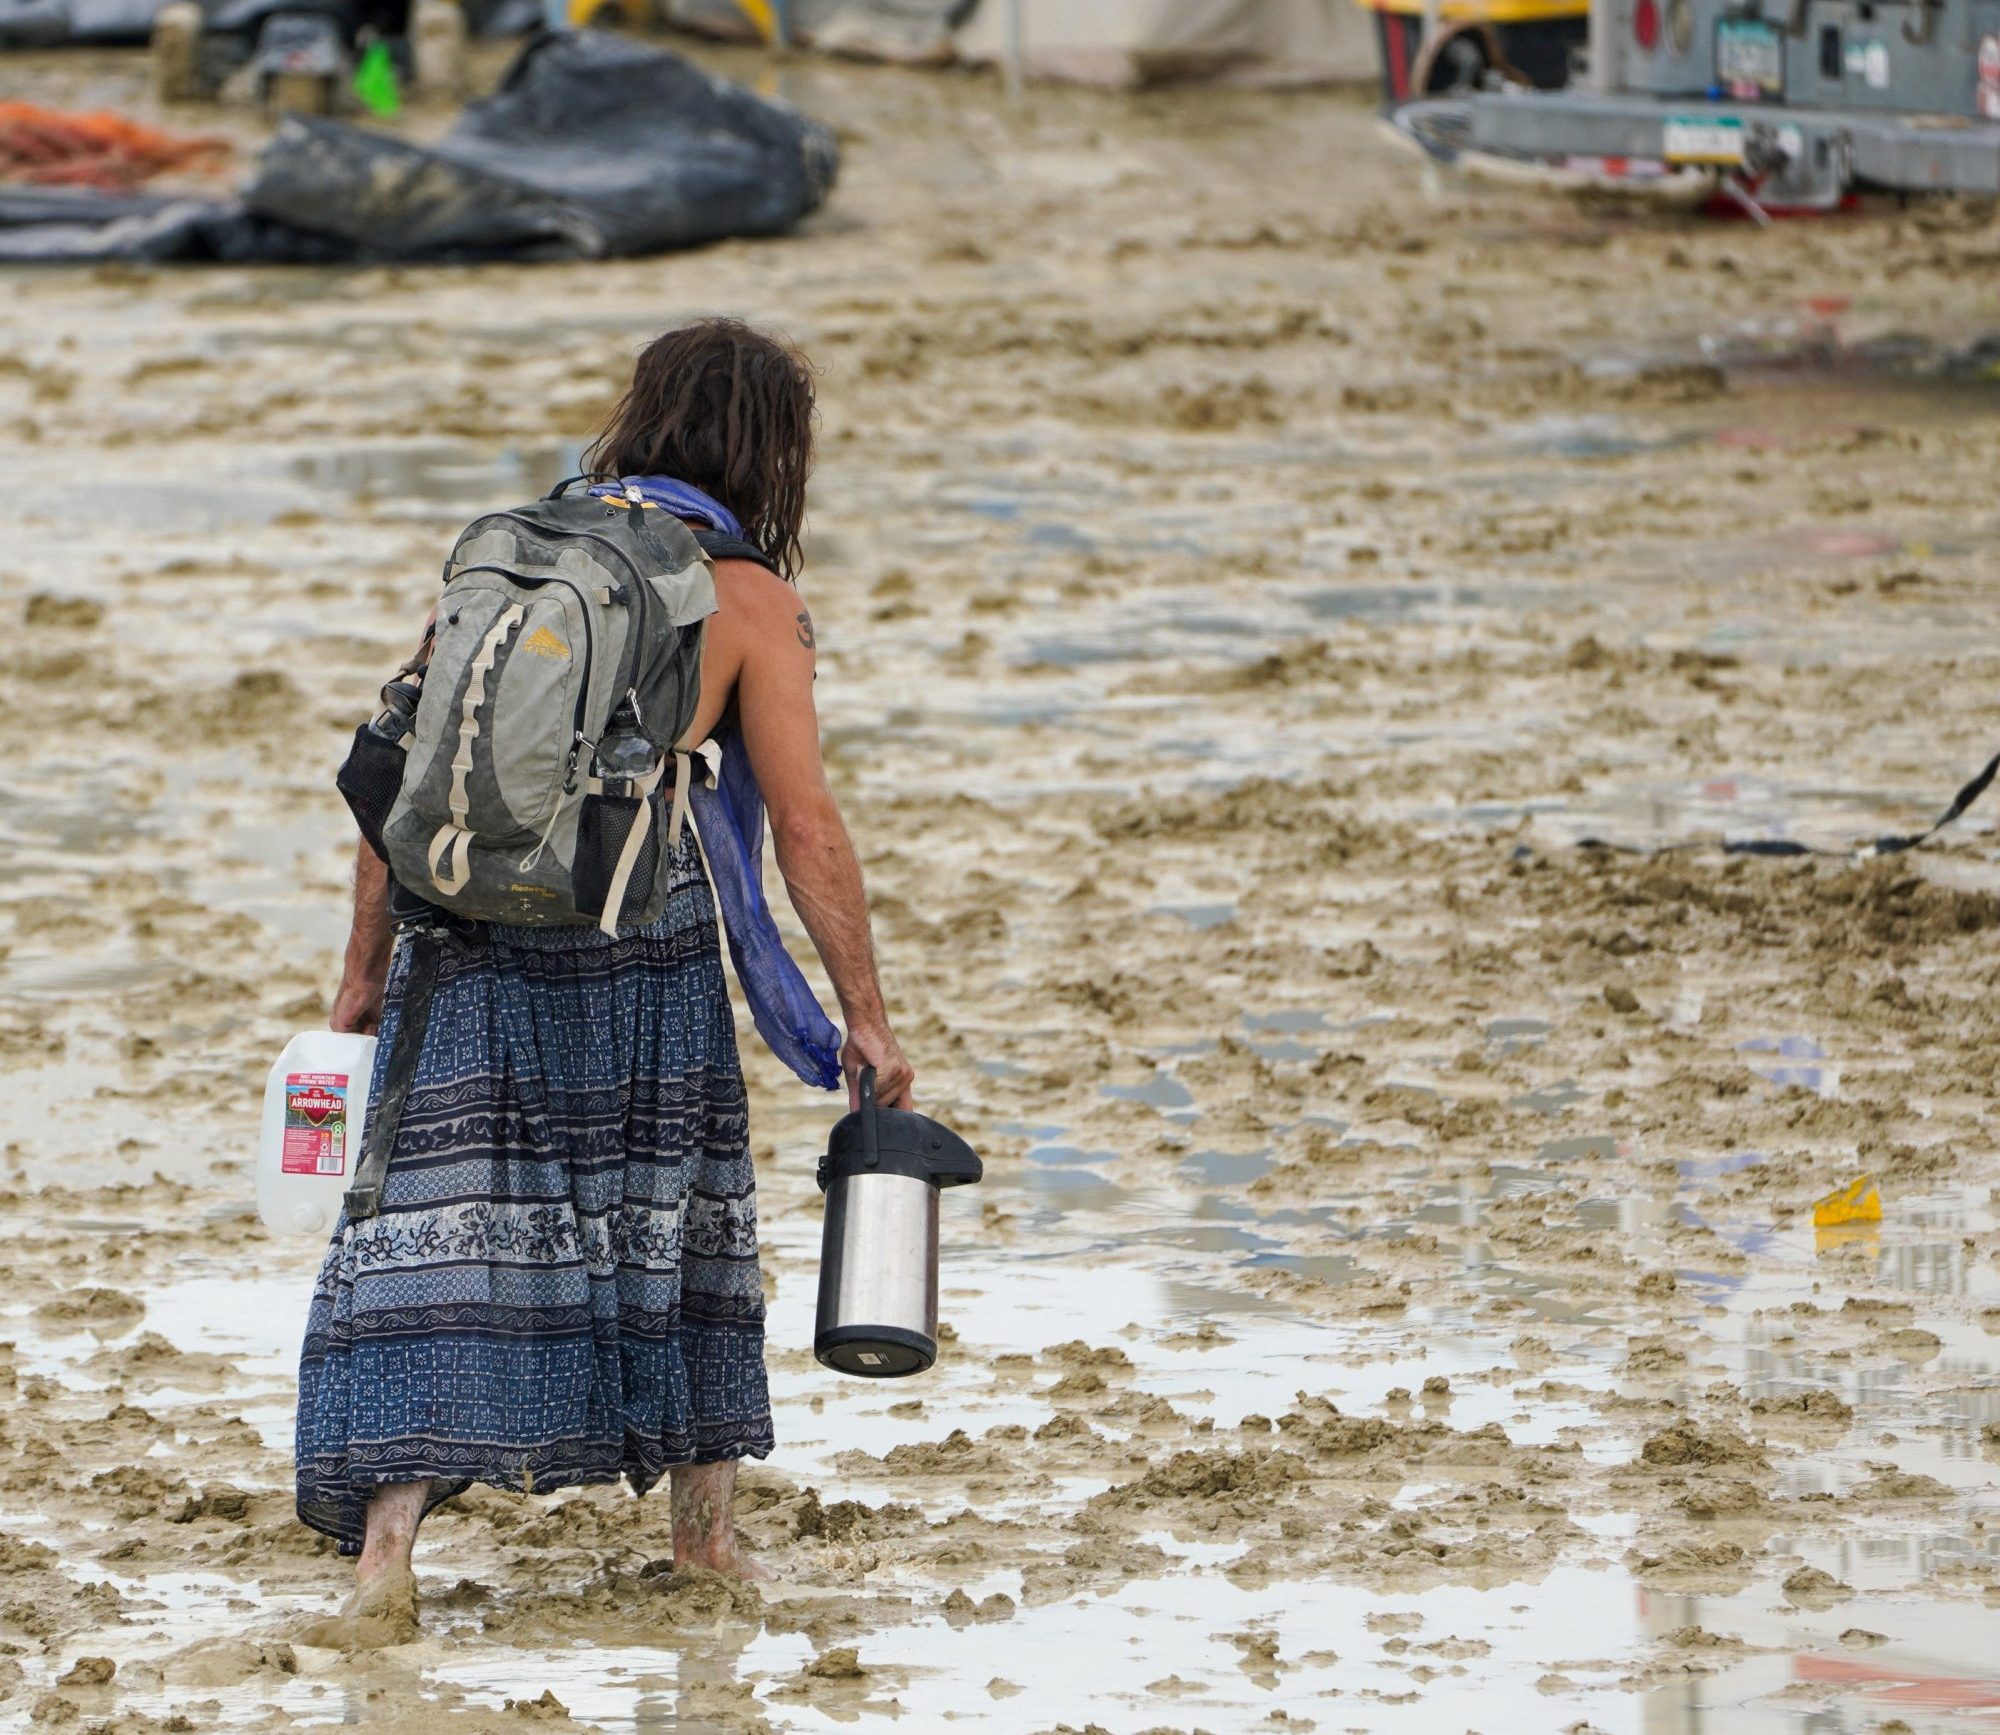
[337,724,407,864]
[574,791,660,929]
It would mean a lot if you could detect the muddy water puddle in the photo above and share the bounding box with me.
[35,349,1994,855]
[290,440,584,514]
[21,1103,1991,1731]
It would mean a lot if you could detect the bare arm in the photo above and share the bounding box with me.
[331,608,429,1035]
[706,562,914,1109]
[331,840,392,1034]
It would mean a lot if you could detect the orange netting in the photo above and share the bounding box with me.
[0,103,230,191]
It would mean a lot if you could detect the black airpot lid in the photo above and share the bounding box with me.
[816,1066,982,1192]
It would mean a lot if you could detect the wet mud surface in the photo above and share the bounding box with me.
[6,36,2000,1735]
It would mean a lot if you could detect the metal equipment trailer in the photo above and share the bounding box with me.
[1398,0,2000,203]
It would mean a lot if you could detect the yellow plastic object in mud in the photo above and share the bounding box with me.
[1812,1174,1882,1229]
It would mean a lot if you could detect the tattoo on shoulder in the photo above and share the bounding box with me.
[795,609,816,650]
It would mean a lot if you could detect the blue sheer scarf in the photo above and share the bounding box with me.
[591,473,843,1091]
[589,474,748,537]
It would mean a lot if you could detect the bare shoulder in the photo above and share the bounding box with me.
[712,557,815,655]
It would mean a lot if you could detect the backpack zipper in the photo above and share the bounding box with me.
[471,510,650,587]
[451,564,600,789]
[456,505,687,775]
[487,510,665,751]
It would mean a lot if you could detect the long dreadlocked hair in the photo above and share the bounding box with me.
[583,318,817,581]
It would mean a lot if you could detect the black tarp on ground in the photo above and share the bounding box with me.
[0,186,342,262]
[0,29,839,263]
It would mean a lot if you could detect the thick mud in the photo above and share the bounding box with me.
[4,34,2000,1735]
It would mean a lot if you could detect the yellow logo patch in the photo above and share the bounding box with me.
[520,625,570,660]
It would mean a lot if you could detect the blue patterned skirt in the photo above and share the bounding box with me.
[294,838,774,1554]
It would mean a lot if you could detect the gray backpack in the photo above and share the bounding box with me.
[339,481,718,934]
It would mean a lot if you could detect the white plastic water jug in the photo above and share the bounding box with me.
[256,1032,377,1238]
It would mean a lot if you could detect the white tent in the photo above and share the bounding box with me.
[661,0,1375,84]
[954,0,1372,86]
[660,0,953,57]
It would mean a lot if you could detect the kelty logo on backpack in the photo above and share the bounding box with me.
[520,625,570,660]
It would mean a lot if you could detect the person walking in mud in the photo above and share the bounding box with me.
[293,319,914,1644]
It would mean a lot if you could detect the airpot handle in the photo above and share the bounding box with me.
[818,1065,981,1190]
[858,1064,879,1169]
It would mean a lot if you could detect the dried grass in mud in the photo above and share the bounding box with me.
[3,36,2000,1735]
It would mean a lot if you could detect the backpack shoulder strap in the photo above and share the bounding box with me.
[691,528,783,576]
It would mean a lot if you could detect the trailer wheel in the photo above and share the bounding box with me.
[1412,23,1514,97]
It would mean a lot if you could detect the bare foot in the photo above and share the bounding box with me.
[668,1459,768,1581]
[684,1544,772,1583]
[295,1561,421,1650]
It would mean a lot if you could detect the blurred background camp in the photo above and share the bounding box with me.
[6,0,1381,125]
[6,0,2000,1729]
[0,2,1385,262]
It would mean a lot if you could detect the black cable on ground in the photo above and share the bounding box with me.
[1571,748,2000,863]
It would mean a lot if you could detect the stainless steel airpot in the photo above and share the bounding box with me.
[814,1066,982,1377]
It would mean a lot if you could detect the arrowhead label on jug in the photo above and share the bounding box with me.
[282,1073,350,1176]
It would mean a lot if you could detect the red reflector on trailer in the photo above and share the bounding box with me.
[1634,0,1660,49]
